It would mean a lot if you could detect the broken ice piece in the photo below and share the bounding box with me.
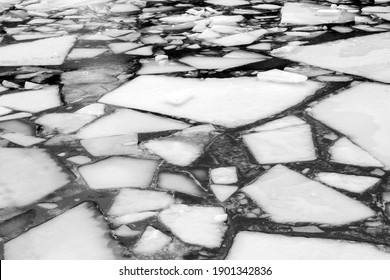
[67,48,108,60]
[79,157,160,190]
[211,185,238,202]
[0,148,70,209]
[133,226,172,255]
[108,42,142,54]
[206,0,248,6]
[249,116,306,132]
[210,167,238,184]
[241,165,375,225]
[66,155,91,165]
[78,109,189,139]
[179,56,265,70]
[213,30,267,47]
[113,225,140,238]
[0,132,45,146]
[81,135,139,157]
[4,203,119,259]
[137,60,195,75]
[316,173,380,194]
[0,113,32,122]
[76,103,105,117]
[0,106,12,116]
[257,69,308,83]
[226,231,390,260]
[110,4,139,13]
[126,46,153,56]
[243,124,316,164]
[329,138,384,168]
[158,172,205,197]
[0,35,76,66]
[159,205,227,248]
[0,86,61,113]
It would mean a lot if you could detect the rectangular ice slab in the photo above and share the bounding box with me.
[243,124,316,164]
[226,232,390,260]
[78,157,160,190]
[0,36,76,66]
[241,165,375,225]
[4,203,119,259]
[310,83,390,168]
[0,148,70,209]
[99,75,322,128]
[274,32,390,83]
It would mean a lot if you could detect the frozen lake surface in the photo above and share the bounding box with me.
[1,0,390,260]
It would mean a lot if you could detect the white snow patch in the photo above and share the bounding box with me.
[241,165,375,225]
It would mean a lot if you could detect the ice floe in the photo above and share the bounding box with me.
[66,155,91,165]
[0,148,70,209]
[78,157,160,190]
[211,185,238,202]
[158,172,205,197]
[329,138,384,168]
[0,36,76,66]
[243,124,316,164]
[67,48,108,60]
[133,227,172,255]
[138,59,195,75]
[179,56,266,70]
[80,135,138,157]
[227,232,390,259]
[0,86,61,113]
[316,173,380,194]
[99,75,323,128]
[77,109,189,139]
[275,32,390,83]
[159,205,227,248]
[4,203,118,259]
[213,29,267,46]
[108,189,174,226]
[257,69,308,83]
[310,83,390,168]
[0,132,45,146]
[241,165,375,225]
[210,167,238,184]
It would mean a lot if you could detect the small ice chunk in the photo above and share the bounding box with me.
[159,205,227,248]
[0,120,33,135]
[133,227,172,255]
[0,106,12,116]
[179,56,265,70]
[138,60,195,75]
[113,225,140,237]
[141,35,167,45]
[241,165,375,225]
[0,36,76,66]
[79,157,160,190]
[99,75,323,128]
[35,113,97,134]
[211,185,238,202]
[257,69,308,83]
[110,4,139,13]
[126,46,153,56]
[316,173,380,194]
[253,4,281,10]
[67,48,108,60]
[0,86,61,113]
[108,42,142,54]
[0,113,32,122]
[206,0,248,6]
[227,231,390,260]
[223,50,269,59]
[243,124,316,164]
[158,172,205,196]
[247,42,272,51]
[112,212,157,225]
[108,188,174,225]
[0,132,45,146]
[210,167,238,184]
[0,148,70,209]
[78,109,189,139]
[213,29,267,46]
[80,135,138,157]
[66,155,91,165]
[4,203,119,259]
[329,138,384,168]
[76,103,105,117]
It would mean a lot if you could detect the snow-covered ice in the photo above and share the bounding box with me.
[241,165,375,225]
[316,173,380,194]
[158,172,205,197]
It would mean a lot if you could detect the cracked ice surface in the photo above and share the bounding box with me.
[241,165,375,225]
[100,75,323,127]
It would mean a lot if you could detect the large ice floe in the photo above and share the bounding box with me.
[227,232,390,260]
[99,75,323,127]
[241,165,375,225]
[0,36,76,66]
[4,203,119,259]
[0,148,70,209]
[274,32,390,83]
[310,83,390,168]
